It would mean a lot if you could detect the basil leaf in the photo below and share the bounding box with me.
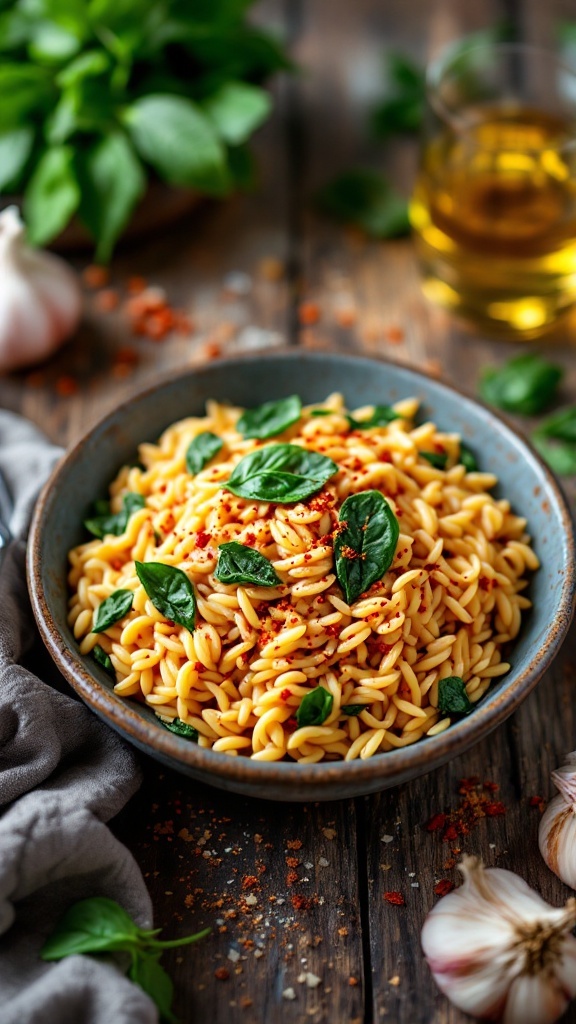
[92,644,114,676]
[341,705,364,716]
[532,433,576,476]
[0,126,34,191]
[310,408,331,417]
[24,144,81,246]
[161,718,198,742]
[348,406,400,429]
[215,541,281,586]
[535,405,576,443]
[317,169,410,239]
[459,444,478,472]
[130,953,176,1024]
[371,52,425,138]
[296,687,333,727]
[203,81,272,145]
[236,395,302,440]
[335,491,399,604]
[93,590,134,633]
[85,492,145,539]
[480,354,563,415]
[185,431,223,475]
[421,451,448,469]
[226,444,338,504]
[135,561,196,633]
[75,131,146,264]
[437,676,474,716]
[41,897,141,959]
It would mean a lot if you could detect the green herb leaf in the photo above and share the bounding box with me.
[532,419,576,476]
[480,354,563,415]
[0,126,34,190]
[348,406,400,429]
[24,144,80,246]
[0,64,51,131]
[185,432,224,475]
[203,80,272,145]
[92,644,114,676]
[124,94,228,193]
[130,953,176,1024]
[226,444,338,504]
[421,451,448,469]
[236,395,302,440]
[334,490,399,604]
[215,541,281,586]
[41,898,141,959]
[371,52,425,138]
[296,687,333,727]
[76,132,146,264]
[310,408,332,417]
[317,169,410,239]
[341,705,364,716]
[93,589,134,633]
[459,444,478,472]
[135,562,196,633]
[437,676,474,716]
[85,492,145,539]
[534,405,576,443]
[161,718,198,742]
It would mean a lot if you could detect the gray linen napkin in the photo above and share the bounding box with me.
[0,410,157,1024]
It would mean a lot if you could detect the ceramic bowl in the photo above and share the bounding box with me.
[28,351,576,801]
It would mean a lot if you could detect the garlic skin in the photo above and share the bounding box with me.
[0,206,82,373]
[539,752,576,889]
[421,856,576,1024]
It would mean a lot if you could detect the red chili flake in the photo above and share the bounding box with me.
[459,776,480,792]
[434,880,455,897]
[291,894,312,911]
[280,689,292,701]
[83,265,109,289]
[425,813,448,833]
[195,531,211,549]
[335,306,357,328]
[298,300,320,326]
[485,802,506,817]
[287,839,302,850]
[127,275,147,295]
[241,875,258,890]
[94,287,119,312]
[285,716,298,732]
[214,967,230,981]
[286,870,299,886]
[386,325,404,344]
[383,891,405,906]
[530,795,546,812]
[443,824,459,842]
[55,375,79,396]
[483,781,499,793]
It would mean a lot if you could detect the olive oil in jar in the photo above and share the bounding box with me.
[410,106,576,336]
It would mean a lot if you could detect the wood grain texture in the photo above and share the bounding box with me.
[3,0,576,1020]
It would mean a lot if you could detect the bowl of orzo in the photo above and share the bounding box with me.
[28,351,575,801]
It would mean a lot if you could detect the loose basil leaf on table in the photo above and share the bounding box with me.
[85,491,145,539]
[130,953,176,1024]
[531,406,576,475]
[92,644,114,676]
[215,541,281,586]
[341,704,364,716]
[334,490,399,604]
[421,451,448,469]
[161,718,198,741]
[226,443,338,503]
[459,444,478,472]
[437,676,474,716]
[236,395,302,440]
[316,168,410,239]
[347,405,400,429]
[185,431,223,475]
[479,353,563,416]
[93,589,134,633]
[135,561,196,633]
[296,687,334,727]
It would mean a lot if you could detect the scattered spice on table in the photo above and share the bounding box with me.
[424,777,506,845]
[383,891,405,906]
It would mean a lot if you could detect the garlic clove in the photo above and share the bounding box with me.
[539,751,576,889]
[0,205,82,373]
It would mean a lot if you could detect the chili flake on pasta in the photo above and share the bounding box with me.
[67,393,538,764]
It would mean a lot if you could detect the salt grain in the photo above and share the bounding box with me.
[381,835,394,844]
[305,973,321,989]
[228,949,240,964]
[318,857,329,868]
[245,894,257,906]
[282,988,296,1001]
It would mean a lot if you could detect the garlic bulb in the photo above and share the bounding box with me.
[0,206,81,372]
[539,751,576,889]
[421,855,576,1024]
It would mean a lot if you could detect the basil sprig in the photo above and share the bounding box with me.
[237,395,302,440]
[226,444,338,503]
[348,405,400,429]
[85,492,145,539]
[215,541,281,586]
[296,687,334,727]
[93,590,134,633]
[437,676,474,716]
[92,644,115,676]
[421,451,448,469]
[480,353,563,416]
[335,490,399,604]
[161,718,198,741]
[185,431,223,475]
[135,562,196,633]
[41,897,209,1023]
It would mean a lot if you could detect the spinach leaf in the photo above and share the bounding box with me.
[341,705,364,716]
[236,395,302,440]
[215,541,281,586]
[85,492,145,539]
[437,676,474,716]
[185,431,223,475]
[92,644,114,676]
[161,718,198,742]
[226,444,338,503]
[334,491,399,604]
[317,169,410,239]
[348,405,400,429]
[480,354,563,415]
[93,590,134,633]
[421,451,448,469]
[296,687,334,727]
[459,444,478,472]
[135,562,196,633]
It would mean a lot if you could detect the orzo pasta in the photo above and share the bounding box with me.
[67,393,538,763]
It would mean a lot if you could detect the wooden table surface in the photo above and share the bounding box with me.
[4,1,576,1021]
